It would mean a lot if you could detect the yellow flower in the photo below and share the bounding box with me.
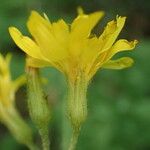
[0,53,25,107]
[9,8,138,83]
[8,9,138,144]
[0,53,36,149]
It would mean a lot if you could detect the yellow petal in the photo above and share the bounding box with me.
[27,11,68,61]
[71,11,104,39]
[93,39,137,72]
[9,27,43,59]
[0,53,5,70]
[106,39,138,60]
[99,16,126,51]
[5,53,12,65]
[70,10,104,57]
[52,19,69,46]
[81,37,101,69]
[77,6,84,15]
[13,75,26,92]
[26,57,64,72]
[0,53,5,66]
[26,57,51,68]
[0,53,10,76]
[102,57,134,69]
[27,11,54,57]
[43,13,51,22]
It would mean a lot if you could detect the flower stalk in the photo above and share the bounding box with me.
[39,126,50,150]
[26,67,51,150]
[0,105,36,150]
[68,128,80,150]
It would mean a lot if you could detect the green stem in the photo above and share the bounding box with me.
[39,127,50,150]
[68,129,80,150]
[61,96,72,150]
[1,106,36,150]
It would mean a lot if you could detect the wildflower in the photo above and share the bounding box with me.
[9,8,138,150]
[9,9,137,83]
[0,53,35,149]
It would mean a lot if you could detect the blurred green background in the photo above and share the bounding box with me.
[0,0,150,150]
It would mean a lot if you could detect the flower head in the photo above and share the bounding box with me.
[9,8,137,83]
[0,53,25,107]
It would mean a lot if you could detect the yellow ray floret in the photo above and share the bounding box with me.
[9,8,138,82]
[102,57,134,69]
